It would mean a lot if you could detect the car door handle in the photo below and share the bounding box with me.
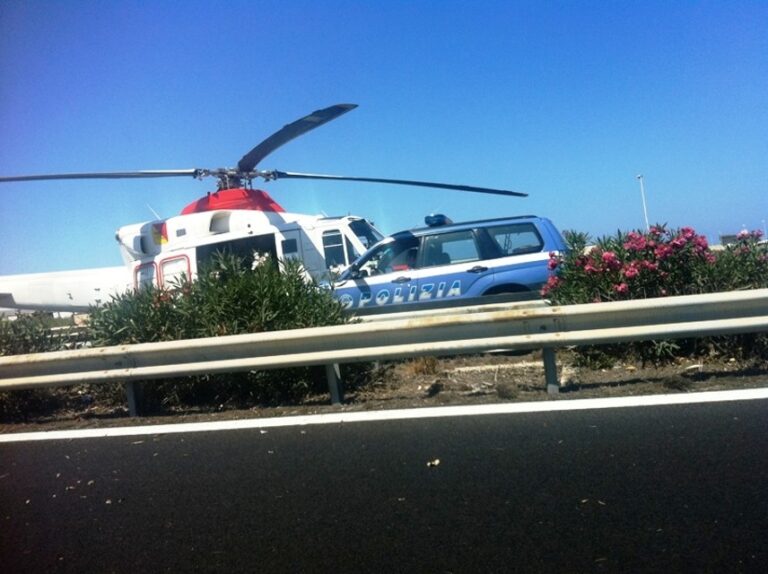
[392,276,411,283]
[467,266,488,273]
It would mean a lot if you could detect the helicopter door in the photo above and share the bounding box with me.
[159,255,191,287]
[134,262,157,288]
[280,231,303,262]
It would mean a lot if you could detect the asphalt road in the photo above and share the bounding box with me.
[2,396,768,573]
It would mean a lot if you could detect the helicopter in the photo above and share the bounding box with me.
[0,104,526,313]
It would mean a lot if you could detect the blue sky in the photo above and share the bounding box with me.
[1,0,766,274]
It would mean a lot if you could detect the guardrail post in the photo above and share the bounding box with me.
[542,348,559,395]
[325,363,344,405]
[125,381,143,417]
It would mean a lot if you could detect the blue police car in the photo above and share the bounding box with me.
[332,214,566,311]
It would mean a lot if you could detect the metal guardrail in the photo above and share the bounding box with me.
[1,289,767,412]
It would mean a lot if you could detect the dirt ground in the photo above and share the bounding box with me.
[2,350,767,434]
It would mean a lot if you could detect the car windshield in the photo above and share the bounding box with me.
[349,219,384,250]
[340,234,419,279]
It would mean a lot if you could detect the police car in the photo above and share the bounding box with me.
[332,214,566,311]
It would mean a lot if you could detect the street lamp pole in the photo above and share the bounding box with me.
[636,174,650,231]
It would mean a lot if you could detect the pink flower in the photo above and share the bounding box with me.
[670,237,687,249]
[622,263,639,279]
[540,275,561,297]
[680,227,696,240]
[546,275,561,287]
[693,236,709,253]
[547,258,559,270]
[601,251,621,270]
[623,231,647,252]
[614,282,629,295]
[737,229,750,239]
[654,244,673,259]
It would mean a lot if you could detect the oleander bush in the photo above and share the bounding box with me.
[86,252,356,410]
[0,312,66,356]
[543,226,768,365]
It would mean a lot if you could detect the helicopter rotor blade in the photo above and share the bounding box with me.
[0,170,200,183]
[237,104,358,173]
[266,170,528,197]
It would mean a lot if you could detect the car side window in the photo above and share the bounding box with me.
[485,223,544,256]
[357,235,419,276]
[421,230,480,267]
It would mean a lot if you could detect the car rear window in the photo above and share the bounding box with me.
[421,230,481,266]
[485,222,544,256]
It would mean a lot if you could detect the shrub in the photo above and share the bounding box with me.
[543,225,721,304]
[543,226,768,365]
[0,312,64,356]
[87,252,353,409]
[703,230,768,292]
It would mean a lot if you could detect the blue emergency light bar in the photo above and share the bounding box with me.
[424,213,453,227]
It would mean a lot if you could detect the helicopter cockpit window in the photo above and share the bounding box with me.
[352,234,420,277]
[322,230,346,268]
[349,219,384,250]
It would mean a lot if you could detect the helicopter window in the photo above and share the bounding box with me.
[209,212,231,234]
[322,230,346,268]
[160,256,190,287]
[282,238,299,260]
[197,234,277,268]
[349,219,383,249]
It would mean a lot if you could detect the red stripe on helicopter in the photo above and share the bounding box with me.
[181,188,285,214]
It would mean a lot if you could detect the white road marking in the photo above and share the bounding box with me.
[2,387,767,443]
